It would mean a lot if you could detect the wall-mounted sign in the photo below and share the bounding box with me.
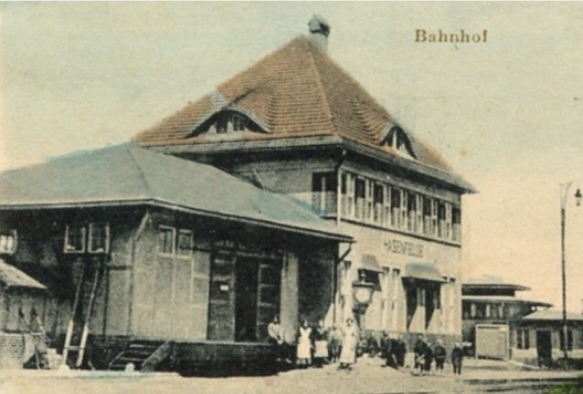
[383,236,424,258]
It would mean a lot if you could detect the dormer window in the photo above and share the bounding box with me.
[0,229,17,255]
[381,126,415,159]
[197,110,265,136]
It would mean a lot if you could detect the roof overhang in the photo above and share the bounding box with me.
[360,254,383,273]
[0,199,353,244]
[143,135,476,194]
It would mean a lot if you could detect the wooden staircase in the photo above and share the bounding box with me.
[108,340,173,372]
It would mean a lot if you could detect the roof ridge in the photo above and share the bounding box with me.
[305,42,335,133]
[126,146,156,199]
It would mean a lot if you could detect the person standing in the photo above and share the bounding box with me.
[452,343,464,375]
[267,315,286,363]
[394,335,407,369]
[311,320,329,368]
[328,324,342,363]
[433,340,447,374]
[338,317,358,371]
[380,331,396,368]
[296,319,312,368]
[413,334,427,374]
[423,342,434,375]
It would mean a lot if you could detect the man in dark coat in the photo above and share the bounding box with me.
[452,343,464,375]
[394,335,407,368]
[413,334,427,374]
[433,340,447,374]
[423,342,434,375]
[380,331,397,368]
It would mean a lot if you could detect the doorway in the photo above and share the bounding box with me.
[235,258,259,342]
[536,330,552,367]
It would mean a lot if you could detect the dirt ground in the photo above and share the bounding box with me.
[0,357,581,394]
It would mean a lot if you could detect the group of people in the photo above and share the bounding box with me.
[413,334,464,376]
[267,316,464,375]
[267,316,360,370]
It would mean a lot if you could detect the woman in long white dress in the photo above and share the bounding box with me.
[338,317,358,370]
[296,319,312,367]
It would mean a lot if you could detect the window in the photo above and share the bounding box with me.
[470,303,477,319]
[452,207,461,242]
[381,126,415,159]
[365,180,373,221]
[177,229,193,257]
[373,184,384,224]
[416,287,426,307]
[341,172,356,218]
[64,224,86,253]
[423,197,432,236]
[312,172,337,216]
[0,229,17,255]
[407,192,417,232]
[390,188,401,227]
[560,329,574,351]
[437,201,446,238]
[355,178,366,219]
[158,226,175,256]
[88,223,110,253]
[232,113,247,131]
[517,329,530,350]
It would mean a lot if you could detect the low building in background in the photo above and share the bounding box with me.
[518,310,583,366]
[462,275,551,359]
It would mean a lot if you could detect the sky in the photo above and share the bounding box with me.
[1,2,583,312]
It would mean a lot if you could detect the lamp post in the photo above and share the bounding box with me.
[560,181,582,360]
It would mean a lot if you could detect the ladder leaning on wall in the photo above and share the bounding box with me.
[62,259,102,368]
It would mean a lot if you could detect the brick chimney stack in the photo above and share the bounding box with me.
[308,15,330,50]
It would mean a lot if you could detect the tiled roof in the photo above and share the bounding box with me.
[0,259,47,290]
[0,144,352,243]
[133,36,471,189]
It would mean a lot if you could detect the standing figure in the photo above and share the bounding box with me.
[451,343,464,375]
[366,333,380,358]
[433,340,446,374]
[328,324,342,363]
[423,342,434,375]
[380,331,396,368]
[338,317,358,371]
[296,319,312,368]
[311,320,329,368]
[394,335,407,368]
[413,334,427,374]
[267,315,286,363]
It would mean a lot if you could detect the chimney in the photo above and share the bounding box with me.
[308,15,330,50]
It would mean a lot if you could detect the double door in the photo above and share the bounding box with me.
[207,250,281,342]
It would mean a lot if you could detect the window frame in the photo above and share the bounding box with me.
[0,229,17,255]
[88,222,110,254]
[157,225,176,257]
[64,224,87,254]
[177,229,194,258]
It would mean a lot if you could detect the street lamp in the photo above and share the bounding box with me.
[560,180,582,360]
[352,270,375,329]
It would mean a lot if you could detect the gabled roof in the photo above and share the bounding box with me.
[0,144,352,242]
[132,35,474,192]
[0,259,46,290]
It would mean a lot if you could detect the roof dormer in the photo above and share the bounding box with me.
[192,109,268,137]
[381,125,416,159]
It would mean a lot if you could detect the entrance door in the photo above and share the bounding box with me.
[235,257,259,342]
[536,331,552,366]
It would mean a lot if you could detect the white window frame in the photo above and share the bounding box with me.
[0,229,17,255]
[64,224,87,254]
[88,222,110,254]
[177,229,193,257]
[158,225,176,257]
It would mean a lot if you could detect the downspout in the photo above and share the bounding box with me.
[127,209,150,336]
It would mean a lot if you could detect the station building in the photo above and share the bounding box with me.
[133,16,475,347]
